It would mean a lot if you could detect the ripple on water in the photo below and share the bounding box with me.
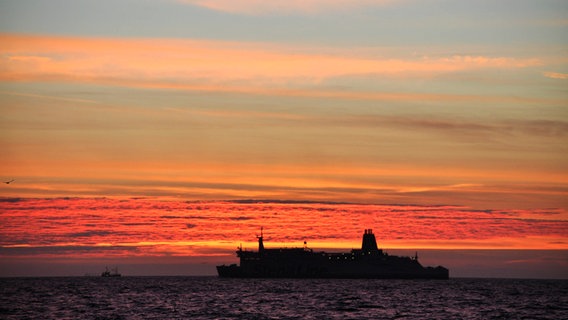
[0,277,567,319]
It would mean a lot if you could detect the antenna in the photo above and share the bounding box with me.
[257,227,265,252]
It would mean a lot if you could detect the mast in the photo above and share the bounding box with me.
[257,227,264,252]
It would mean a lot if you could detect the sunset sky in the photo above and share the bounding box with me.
[1,0,567,278]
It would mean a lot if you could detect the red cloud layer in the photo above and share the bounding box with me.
[1,198,566,260]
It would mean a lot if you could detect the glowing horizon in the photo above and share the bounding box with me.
[1,198,566,255]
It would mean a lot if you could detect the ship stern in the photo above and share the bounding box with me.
[216,264,242,277]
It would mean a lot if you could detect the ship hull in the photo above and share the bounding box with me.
[217,267,448,279]
[217,254,449,279]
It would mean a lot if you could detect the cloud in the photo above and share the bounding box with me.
[543,71,568,79]
[309,114,568,139]
[0,245,139,256]
[178,0,395,15]
[0,91,99,104]
[1,198,567,258]
[0,34,543,101]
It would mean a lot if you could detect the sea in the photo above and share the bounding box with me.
[1,277,566,319]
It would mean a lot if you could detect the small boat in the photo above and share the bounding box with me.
[101,266,121,277]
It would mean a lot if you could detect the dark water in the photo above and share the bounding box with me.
[1,277,566,319]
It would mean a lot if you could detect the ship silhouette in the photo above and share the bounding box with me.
[101,266,121,277]
[217,228,449,279]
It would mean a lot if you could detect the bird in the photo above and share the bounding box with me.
[4,179,15,184]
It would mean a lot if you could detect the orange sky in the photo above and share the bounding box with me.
[1,198,567,253]
[1,198,567,277]
[1,1,567,277]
